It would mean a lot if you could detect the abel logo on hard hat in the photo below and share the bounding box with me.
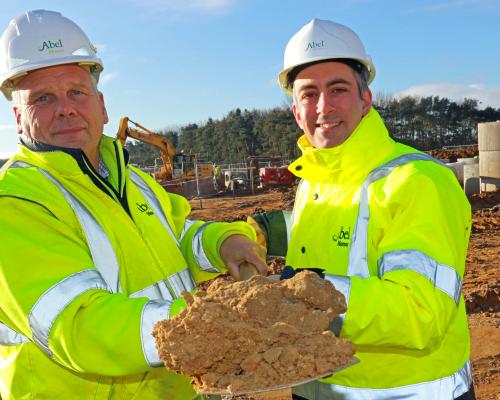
[38,39,63,53]
[304,40,325,51]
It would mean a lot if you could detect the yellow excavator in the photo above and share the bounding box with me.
[116,117,212,182]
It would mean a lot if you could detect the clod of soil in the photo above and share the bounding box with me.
[153,271,355,394]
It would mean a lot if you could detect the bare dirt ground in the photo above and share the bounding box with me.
[190,185,500,399]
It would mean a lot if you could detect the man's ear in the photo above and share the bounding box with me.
[292,102,304,131]
[98,91,109,124]
[13,106,23,134]
[362,88,372,115]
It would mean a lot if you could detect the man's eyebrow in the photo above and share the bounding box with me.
[326,78,351,87]
[296,78,351,92]
[25,88,47,99]
[296,83,318,92]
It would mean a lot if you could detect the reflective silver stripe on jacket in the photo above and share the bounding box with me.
[129,169,180,248]
[130,268,196,300]
[283,210,292,245]
[293,360,472,400]
[37,167,122,293]
[184,219,220,273]
[347,153,443,278]
[180,219,199,241]
[10,161,122,292]
[168,269,196,297]
[192,221,219,273]
[133,269,195,368]
[379,250,462,304]
[130,280,175,301]
[0,322,30,346]
[325,275,351,337]
[141,300,171,367]
[30,269,109,357]
[290,179,304,229]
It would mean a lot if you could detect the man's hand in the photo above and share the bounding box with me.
[219,234,267,280]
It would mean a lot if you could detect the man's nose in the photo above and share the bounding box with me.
[316,92,335,114]
[55,97,77,117]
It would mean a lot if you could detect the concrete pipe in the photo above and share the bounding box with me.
[478,121,500,179]
[463,163,480,196]
[457,157,477,165]
[447,162,464,184]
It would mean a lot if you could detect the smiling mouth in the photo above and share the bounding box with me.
[54,127,85,135]
[316,122,341,129]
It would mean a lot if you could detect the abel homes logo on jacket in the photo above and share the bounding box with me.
[136,202,154,216]
[333,226,351,247]
[38,39,64,54]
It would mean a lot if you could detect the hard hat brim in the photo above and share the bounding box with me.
[0,57,103,101]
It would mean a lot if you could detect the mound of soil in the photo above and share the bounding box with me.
[153,271,355,395]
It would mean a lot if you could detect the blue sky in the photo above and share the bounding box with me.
[0,0,498,158]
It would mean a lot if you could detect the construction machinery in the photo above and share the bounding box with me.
[116,117,212,182]
[117,117,174,181]
[247,156,294,187]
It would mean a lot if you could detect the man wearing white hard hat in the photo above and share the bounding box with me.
[0,10,266,399]
[252,19,474,399]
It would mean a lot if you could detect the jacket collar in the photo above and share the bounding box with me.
[17,134,128,174]
[15,134,129,197]
[288,107,396,184]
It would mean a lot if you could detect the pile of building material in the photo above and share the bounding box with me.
[153,271,355,395]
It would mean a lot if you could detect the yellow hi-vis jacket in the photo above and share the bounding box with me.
[0,135,256,400]
[286,108,472,399]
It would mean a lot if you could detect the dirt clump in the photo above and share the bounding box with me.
[427,145,478,162]
[469,190,500,212]
[153,271,355,395]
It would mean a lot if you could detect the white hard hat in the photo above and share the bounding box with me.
[278,19,376,95]
[0,9,103,100]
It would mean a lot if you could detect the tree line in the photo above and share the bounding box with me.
[120,95,500,166]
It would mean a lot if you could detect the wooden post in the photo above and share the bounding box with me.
[194,156,202,209]
[250,166,254,194]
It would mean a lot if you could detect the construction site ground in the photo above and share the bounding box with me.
[189,186,500,400]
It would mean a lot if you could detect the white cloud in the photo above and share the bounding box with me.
[99,72,118,85]
[129,0,236,14]
[396,83,500,109]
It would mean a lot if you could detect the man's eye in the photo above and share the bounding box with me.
[331,87,347,94]
[301,92,317,100]
[35,95,49,103]
[71,90,83,96]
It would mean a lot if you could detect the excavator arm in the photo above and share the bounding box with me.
[116,117,175,180]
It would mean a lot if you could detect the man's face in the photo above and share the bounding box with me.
[292,61,372,148]
[13,64,108,159]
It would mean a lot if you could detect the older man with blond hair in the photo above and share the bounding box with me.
[0,10,266,400]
